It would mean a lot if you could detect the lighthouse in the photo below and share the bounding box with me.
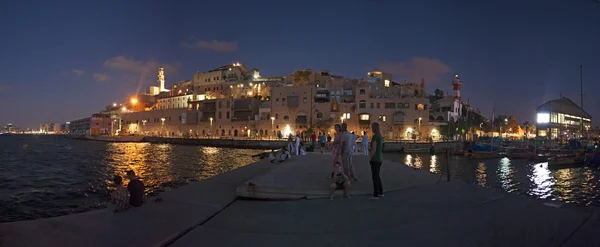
[452,74,462,101]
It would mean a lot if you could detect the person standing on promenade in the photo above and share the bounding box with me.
[126,170,145,207]
[287,135,295,154]
[310,132,317,151]
[110,175,130,212]
[369,122,384,200]
[295,134,301,155]
[329,125,342,178]
[350,131,358,155]
[361,131,369,156]
[318,132,326,154]
[340,123,358,181]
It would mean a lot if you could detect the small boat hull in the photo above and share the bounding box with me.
[548,155,584,167]
[471,152,504,159]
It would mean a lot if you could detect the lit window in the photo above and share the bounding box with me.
[384,80,390,87]
[360,114,370,121]
[379,115,386,122]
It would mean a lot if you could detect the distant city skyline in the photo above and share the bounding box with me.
[1,0,599,128]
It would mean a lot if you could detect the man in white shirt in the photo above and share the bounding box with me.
[295,134,300,155]
[361,131,369,156]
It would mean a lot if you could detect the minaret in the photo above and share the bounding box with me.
[158,66,167,92]
[452,74,462,101]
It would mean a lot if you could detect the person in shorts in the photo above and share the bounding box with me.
[329,162,351,200]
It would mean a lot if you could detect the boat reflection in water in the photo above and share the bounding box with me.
[387,153,600,207]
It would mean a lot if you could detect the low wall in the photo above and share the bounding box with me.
[383,141,462,152]
[68,135,462,152]
[143,137,289,150]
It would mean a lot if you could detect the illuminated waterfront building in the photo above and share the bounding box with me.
[109,63,475,141]
[535,97,592,139]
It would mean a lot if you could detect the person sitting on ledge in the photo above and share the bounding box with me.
[299,142,307,155]
[279,147,291,163]
[329,162,351,200]
[110,175,130,213]
[268,149,277,163]
[127,170,145,208]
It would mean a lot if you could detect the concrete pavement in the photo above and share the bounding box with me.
[178,152,600,247]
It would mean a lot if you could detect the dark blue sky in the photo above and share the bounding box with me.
[1,0,599,128]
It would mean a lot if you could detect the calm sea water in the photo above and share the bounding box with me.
[386,153,600,207]
[0,135,265,222]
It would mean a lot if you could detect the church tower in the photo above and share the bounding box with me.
[158,66,168,92]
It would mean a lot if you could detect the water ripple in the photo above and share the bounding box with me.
[387,153,600,207]
[0,135,265,222]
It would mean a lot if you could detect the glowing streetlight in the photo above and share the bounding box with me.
[271,116,275,138]
[209,117,213,127]
[121,107,127,112]
[112,103,117,107]
[131,98,138,104]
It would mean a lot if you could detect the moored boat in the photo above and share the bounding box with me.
[470,151,504,159]
[547,154,584,167]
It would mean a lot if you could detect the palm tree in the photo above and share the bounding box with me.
[293,70,312,86]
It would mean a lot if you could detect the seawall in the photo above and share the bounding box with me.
[66,134,463,152]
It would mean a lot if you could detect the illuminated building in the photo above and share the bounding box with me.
[355,74,432,140]
[535,97,592,139]
[112,64,476,141]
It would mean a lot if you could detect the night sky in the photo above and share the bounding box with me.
[1,0,599,128]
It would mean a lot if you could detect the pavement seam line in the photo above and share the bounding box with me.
[158,198,238,247]
[558,210,594,247]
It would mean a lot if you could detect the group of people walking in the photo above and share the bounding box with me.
[329,122,384,200]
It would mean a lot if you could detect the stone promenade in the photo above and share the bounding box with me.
[1,152,600,247]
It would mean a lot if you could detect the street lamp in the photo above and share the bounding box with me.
[504,118,508,138]
[271,116,275,138]
[418,117,422,139]
[141,120,147,135]
[209,117,213,138]
[160,117,166,136]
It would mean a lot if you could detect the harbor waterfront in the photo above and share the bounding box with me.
[0,135,266,222]
[2,152,600,247]
[2,134,600,223]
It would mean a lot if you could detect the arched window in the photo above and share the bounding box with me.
[283,115,289,120]
[359,100,366,109]
[359,89,366,95]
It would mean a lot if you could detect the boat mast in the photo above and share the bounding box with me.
[580,65,584,137]
[491,107,494,152]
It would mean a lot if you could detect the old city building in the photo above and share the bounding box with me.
[77,63,467,140]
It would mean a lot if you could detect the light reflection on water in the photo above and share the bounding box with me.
[0,135,265,222]
[386,153,600,207]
